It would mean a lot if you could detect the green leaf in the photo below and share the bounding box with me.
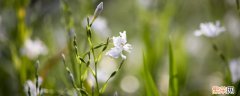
[80,89,89,96]
[168,37,178,96]
[100,60,124,94]
[94,43,105,49]
[81,69,88,81]
[86,61,90,67]
[110,71,117,78]
[87,26,92,38]
[142,53,160,96]
[102,38,109,51]
[79,57,86,64]
[100,83,108,94]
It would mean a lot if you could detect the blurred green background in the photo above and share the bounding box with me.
[0,0,240,96]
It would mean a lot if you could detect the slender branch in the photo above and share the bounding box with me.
[100,60,125,94]
[86,24,100,94]
[210,40,232,84]
[35,60,40,96]
[61,54,80,95]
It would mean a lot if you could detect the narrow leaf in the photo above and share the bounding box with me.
[168,37,178,96]
[142,52,160,96]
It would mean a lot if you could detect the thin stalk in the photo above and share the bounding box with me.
[16,7,28,88]
[35,60,40,96]
[73,36,83,88]
[61,54,80,96]
[100,60,124,94]
[79,62,82,88]
[60,0,79,86]
[210,40,232,84]
[28,86,31,96]
[86,24,99,95]
[84,2,104,94]
[82,43,106,58]
[168,37,178,96]
[92,48,100,95]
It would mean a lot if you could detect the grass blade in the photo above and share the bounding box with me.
[142,53,160,96]
[168,37,178,96]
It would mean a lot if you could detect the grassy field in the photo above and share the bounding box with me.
[0,0,240,96]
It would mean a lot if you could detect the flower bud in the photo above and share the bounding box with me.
[91,2,103,25]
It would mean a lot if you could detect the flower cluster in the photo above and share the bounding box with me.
[194,21,225,37]
[106,31,132,59]
[21,38,48,59]
[24,77,43,96]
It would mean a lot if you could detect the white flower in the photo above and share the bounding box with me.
[21,38,48,59]
[194,21,225,37]
[24,77,43,96]
[106,31,132,59]
[229,59,240,83]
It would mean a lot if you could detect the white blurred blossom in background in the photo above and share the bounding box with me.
[225,12,240,38]
[24,77,43,96]
[21,38,48,60]
[82,16,111,38]
[229,58,240,83]
[87,56,117,86]
[120,75,140,93]
[194,21,225,37]
[97,56,117,82]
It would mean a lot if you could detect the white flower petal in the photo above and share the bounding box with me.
[24,77,43,96]
[113,36,122,47]
[120,31,127,44]
[106,47,122,58]
[194,21,225,37]
[123,44,132,52]
[24,80,36,96]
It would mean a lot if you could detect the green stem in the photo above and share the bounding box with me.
[211,41,232,84]
[79,63,82,88]
[92,44,100,95]
[62,54,81,96]
[100,60,124,94]
[168,37,178,96]
[73,36,83,88]
[82,43,106,58]
[35,60,40,96]
[86,25,100,95]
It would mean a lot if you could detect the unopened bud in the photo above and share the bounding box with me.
[94,2,103,18]
[91,2,103,25]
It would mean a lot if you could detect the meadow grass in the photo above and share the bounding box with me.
[0,0,240,96]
